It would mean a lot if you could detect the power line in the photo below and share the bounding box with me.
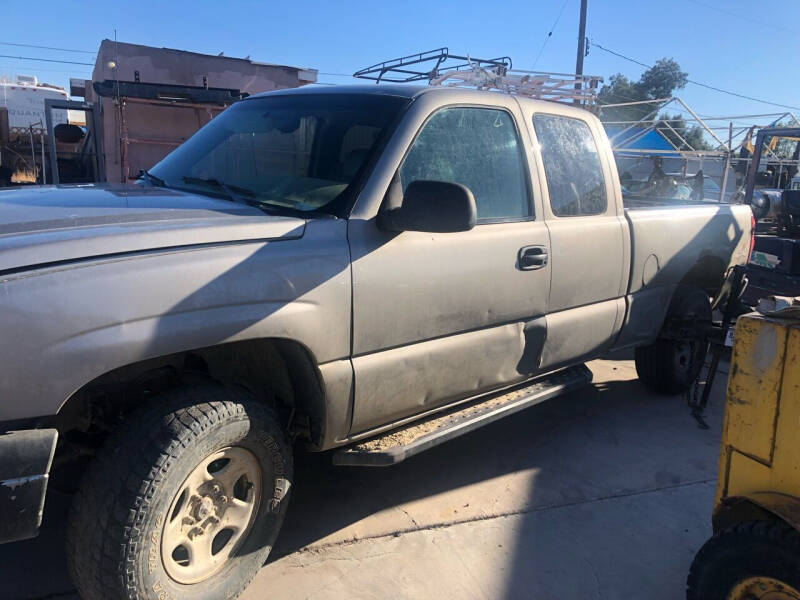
[590,39,800,111]
[688,78,800,113]
[0,63,92,74]
[0,53,94,66]
[591,40,650,68]
[532,0,571,69]
[0,41,96,54]
[684,0,794,35]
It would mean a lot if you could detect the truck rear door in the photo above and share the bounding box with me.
[522,106,630,369]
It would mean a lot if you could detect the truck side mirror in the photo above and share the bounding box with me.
[377,179,477,233]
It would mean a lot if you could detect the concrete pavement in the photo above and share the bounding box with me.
[0,357,727,599]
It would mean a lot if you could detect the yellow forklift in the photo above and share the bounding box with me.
[687,301,800,599]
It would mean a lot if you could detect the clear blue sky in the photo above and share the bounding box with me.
[3,0,798,130]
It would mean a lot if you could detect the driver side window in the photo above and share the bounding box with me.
[398,107,531,222]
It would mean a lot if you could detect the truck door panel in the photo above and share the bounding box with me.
[350,317,546,432]
[545,215,628,309]
[525,110,628,367]
[348,100,551,434]
[539,298,625,369]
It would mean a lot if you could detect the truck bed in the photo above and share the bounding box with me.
[614,203,753,350]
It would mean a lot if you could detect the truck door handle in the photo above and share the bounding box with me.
[518,245,549,270]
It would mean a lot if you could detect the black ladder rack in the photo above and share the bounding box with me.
[353,48,512,83]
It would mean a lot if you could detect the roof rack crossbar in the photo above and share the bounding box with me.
[353,48,513,84]
[353,49,601,105]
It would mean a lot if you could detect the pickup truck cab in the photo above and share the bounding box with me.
[0,85,753,599]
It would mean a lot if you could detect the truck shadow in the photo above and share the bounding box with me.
[269,367,723,566]
[495,371,725,599]
[0,365,724,599]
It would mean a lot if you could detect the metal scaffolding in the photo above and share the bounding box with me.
[601,96,800,154]
[601,96,800,202]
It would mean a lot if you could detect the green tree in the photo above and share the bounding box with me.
[598,58,688,124]
[638,59,688,99]
[655,114,711,150]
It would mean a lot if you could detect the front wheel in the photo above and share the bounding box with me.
[66,385,293,600]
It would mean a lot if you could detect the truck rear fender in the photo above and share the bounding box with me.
[615,205,751,349]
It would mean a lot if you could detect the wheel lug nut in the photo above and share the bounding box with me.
[212,484,220,493]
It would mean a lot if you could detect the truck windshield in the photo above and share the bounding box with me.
[148,93,409,216]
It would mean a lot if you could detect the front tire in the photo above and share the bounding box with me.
[66,385,293,600]
[687,520,800,600]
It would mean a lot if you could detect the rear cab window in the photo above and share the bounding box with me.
[533,113,607,217]
[399,106,532,222]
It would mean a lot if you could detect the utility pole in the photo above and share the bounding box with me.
[574,0,588,104]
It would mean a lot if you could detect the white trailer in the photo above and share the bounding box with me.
[0,75,69,131]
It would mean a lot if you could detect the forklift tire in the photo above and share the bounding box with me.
[635,286,711,395]
[66,384,293,600]
[687,520,800,600]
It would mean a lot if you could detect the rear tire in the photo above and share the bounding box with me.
[687,520,800,600]
[66,384,293,600]
[635,286,711,395]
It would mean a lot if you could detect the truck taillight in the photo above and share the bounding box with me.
[748,214,756,263]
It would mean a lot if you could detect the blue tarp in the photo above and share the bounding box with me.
[603,124,676,152]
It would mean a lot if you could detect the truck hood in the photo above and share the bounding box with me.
[0,184,306,273]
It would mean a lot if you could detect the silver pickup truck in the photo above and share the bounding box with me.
[0,85,752,599]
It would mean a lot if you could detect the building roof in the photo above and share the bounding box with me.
[92,40,317,94]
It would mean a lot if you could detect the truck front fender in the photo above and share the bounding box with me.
[0,220,351,423]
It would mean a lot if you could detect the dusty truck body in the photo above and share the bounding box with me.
[0,85,752,599]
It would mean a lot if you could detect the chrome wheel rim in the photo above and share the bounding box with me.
[727,576,800,600]
[161,446,262,584]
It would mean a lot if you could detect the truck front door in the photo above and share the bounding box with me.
[347,94,552,434]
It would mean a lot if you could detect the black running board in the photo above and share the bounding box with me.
[333,364,592,467]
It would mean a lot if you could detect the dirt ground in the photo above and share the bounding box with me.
[0,357,727,600]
